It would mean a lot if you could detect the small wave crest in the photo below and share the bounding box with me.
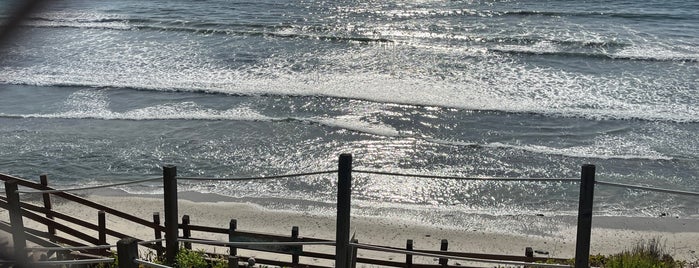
[0,89,401,137]
[428,139,674,161]
[21,12,394,44]
[491,45,699,62]
[2,66,698,124]
[499,10,697,21]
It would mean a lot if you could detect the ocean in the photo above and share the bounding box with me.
[0,0,697,233]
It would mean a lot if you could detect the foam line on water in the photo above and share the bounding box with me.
[2,66,698,124]
[427,137,673,161]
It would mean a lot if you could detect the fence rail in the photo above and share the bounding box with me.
[1,153,698,268]
[350,242,573,268]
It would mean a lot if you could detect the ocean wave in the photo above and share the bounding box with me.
[0,88,400,137]
[23,16,697,63]
[0,105,272,122]
[0,111,401,138]
[490,37,629,49]
[352,6,697,22]
[21,16,394,44]
[1,74,697,124]
[428,139,674,161]
[31,97,661,161]
[491,46,699,62]
[498,10,697,21]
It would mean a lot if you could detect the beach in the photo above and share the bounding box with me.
[1,2,698,266]
[2,190,698,266]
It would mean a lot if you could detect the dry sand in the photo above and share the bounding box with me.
[2,191,698,267]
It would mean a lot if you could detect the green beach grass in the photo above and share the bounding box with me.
[92,238,694,268]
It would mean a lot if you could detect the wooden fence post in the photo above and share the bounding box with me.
[228,219,237,256]
[525,247,534,259]
[335,153,352,268]
[405,239,413,268]
[228,255,239,268]
[39,174,56,241]
[575,164,596,268]
[291,226,299,266]
[182,215,191,250]
[98,210,107,255]
[153,212,163,258]
[117,237,139,268]
[350,238,358,268]
[163,165,178,265]
[439,239,448,267]
[5,180,27,265]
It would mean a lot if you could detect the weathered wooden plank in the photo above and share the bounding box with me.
[39,174,56,240]
[228,233,302,255]
[153,212,163,257]
[0,196,130,239]
[0,173,164,231]
[5,180,27,263]
[182,215,191,250]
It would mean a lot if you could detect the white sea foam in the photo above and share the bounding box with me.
[3,62,697,123]
[306,116,401,137]
[427,136,673,161]
[3,6,697,125]
[0,89,405,139]
[484,142,673,161]
[24,11,133,30]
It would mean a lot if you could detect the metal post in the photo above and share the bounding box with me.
[182,215,191,250]
[39,175,56,241]
[335,154,352,268]
[575,164,595,268]
[153,212,163,258]
[117,237,139,268]
[291,226,299,265]
[5,180,27,266]
[405,239,413,268]
[163,165,178,265]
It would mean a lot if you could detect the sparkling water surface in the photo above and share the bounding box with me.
[0,0,697,230]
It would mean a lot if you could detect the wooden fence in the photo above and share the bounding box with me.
[0,153,603,267]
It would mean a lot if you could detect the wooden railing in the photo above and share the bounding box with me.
[1,166,566,267]
[3,153,697,267]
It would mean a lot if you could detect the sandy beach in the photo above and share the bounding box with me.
[1,190,698,267]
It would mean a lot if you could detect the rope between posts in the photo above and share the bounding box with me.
[177,170,338,181]
[12,170,699,198]
[134,259,173,268]
[17,177,161,194]
[596,180,699,197]
[179,238,335,246]
[354,170,580,182]
[349,243,573,268]
[26,244,116,251]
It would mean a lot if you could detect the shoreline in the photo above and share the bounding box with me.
[2,189,698,265]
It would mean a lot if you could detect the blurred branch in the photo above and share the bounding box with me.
[0,0,48,49]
